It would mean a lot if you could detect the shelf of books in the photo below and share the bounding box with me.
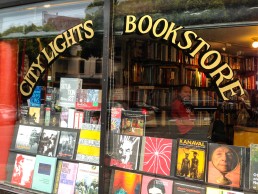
[3,77,102,194]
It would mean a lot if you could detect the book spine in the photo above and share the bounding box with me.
[53,160,63,194]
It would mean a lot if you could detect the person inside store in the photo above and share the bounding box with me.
[171,84,196,139]
[147,178,165,194]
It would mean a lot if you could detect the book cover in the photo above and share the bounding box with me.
[57,161,78,194]
[110,108,123,133]
[67,108,75,128]
[141,175,173,194]
[11,154,36,188]
[29,86,42,107]
[249,144,258,190]
[141,136,173,176]
[111,170,142,194]
[15,125,42,154]
[109,134,141,170]
[38,129,60,157]
[121,110,146,136]
[59,77,82,108]
[29,107,41,125]
[52,160,63,194]
[76,123,101,164]
[173,180,205,194]
[206,187,244,194]
[45,107,51,126]
[31,155,57,193]
[59,107,69,128]
[19,105,29,125]
[75,89,102,110]
[175,138,208,182]
[75,163,99,194]
[207,143,245,188]
[56,130,77,159]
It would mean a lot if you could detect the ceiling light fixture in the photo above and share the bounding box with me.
[252,37,258,48]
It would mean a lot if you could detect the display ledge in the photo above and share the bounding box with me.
[0,181,44,194]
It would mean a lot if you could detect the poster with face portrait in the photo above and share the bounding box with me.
[141,175,173,194]
[109,134,141,170]
[207,143,246,188]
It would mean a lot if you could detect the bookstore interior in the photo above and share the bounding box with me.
[1,0,258,194]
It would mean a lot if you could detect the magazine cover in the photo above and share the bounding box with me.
[173,180,205,194]
[56,130,77,159]
[15,125,42,154]
[206,186,244,194]
[249,144,258,190]
[111,170,142,194]
[11,154,36,188]
[141,175,173,194]
[75,163,99,194]
[57,161,78,194]
[207,143,245,188]
[76,123,101,164]
[141,136,173,176]
[38,129,60,157]
[175,138,208,182]
[109,134,141,170]
[121,110,146,136]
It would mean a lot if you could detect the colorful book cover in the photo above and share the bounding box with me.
[56,130,77,159]
[111,170,142,194]
[38,129,60,157]
[76,123,101,164]
[175,138,208,182]
[15,125,42,154]
[207,143,245,188]
[173,180,205,194]
[249,144,258,190]
[109,134,141,170]
[31,155,57,193]
[141,136,172,176]
[59,77,82,108]
[141,175,173,194]
[75,163,99,194]
[57,161,78,194]
[206,187,244,194]
[59,107,69,128]
[11,154,36,188]
[29,86,42,107]
[75,89,102,110]
[110,108,123,133]
[29,107,41,125]
[121,110,146,136]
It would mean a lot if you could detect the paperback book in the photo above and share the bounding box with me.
[121,110,146,136]
[207,143,245,188]
[15,125,42,154]
[110,107,123,133]
[109,134,141,170]
[175,138,208,182]
[11,154,36,188]
[110,170,142,194]
[141,175,173,194]
[29,107,41,125]
[75,163,99,194]
[75,89,102,110]
[57,161,78,194]
[31,155,57,193]
[29,86,42,107]
[250,144,258,190]
[140,136,173,176]
[19,105,29,125]
[206,186,244,194]
[38,129,60,157]
[76,123,101,164]
[56,130,77,159]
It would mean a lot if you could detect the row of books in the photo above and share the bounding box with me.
[10,154,99,194]
[107,134,258,191]
[110,169,247,194]
[13,123,100,163]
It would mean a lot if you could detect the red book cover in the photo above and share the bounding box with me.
[11,154,36,188]
[141,175,173,194]
[141,137,172,176]
[207,143,245,188]
[111,170,142,194]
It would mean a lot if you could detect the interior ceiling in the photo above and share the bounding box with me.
[194,25,258,57]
